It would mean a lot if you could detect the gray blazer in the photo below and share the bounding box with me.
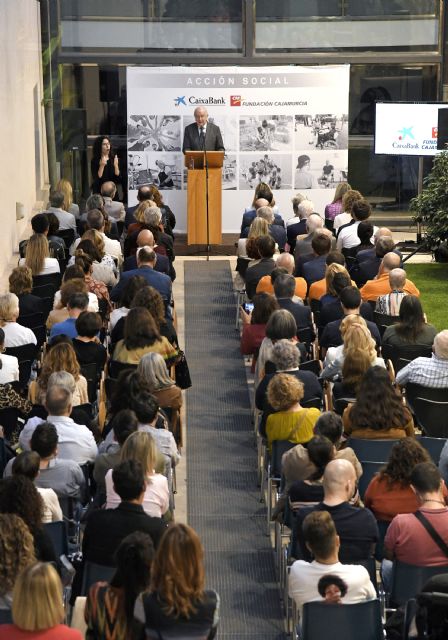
[182,121,225,153]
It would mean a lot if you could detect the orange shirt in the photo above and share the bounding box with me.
[360,272,420,302]
[256,275,307,300]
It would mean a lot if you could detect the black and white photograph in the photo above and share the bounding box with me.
[239,153,292,190]
[128,152,182,190]
[222,154,237,190]
[183,114,238,152]
[294,150,348,190]
[294,113,349,151]
[239,115,293,152]
[128,115,181,151]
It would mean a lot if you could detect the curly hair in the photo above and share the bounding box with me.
[342,189,363,214]
[92,135,113,162]
[151,524,205,619]
[0,514,36,596]
[379,438,430,488]
[37,342,80,393]
[9,266,34,296]
[119,275,148,309]
[267,373,304,411]
[58,278,88,308]
[251,293,279,325]
[349,366,411,432]
[317,574,348,598]
[0,476,43,533]
[131,286,166,330]
[109,370,152,418]
[147,185,163,207]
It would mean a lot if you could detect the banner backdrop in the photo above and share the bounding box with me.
[127,65,350,233]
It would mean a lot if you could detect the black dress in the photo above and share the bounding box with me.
[158,170,173,189]
[91,157,121,193]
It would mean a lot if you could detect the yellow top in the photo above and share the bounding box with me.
[266,408,321,452]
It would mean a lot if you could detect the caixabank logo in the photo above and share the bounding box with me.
[392,125,419,150]
[174,96,226,106]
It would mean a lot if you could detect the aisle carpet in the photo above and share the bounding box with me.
[185,260,286,639]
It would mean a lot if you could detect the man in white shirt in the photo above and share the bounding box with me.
[19,385,97,464]
[47,190,77,232]
[101,181,125,222]
[336,199,378,251]
[71,209,123,264]
[0,293,37,347]
[289,510,376,617]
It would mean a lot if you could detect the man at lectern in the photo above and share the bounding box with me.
[182,107,225,153]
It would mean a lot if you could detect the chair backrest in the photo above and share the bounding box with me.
[270,440,296,478]
[32,272,62,289]
[18,313,47,347]
[301,396,322,410]
[416,435,447,465]
[299,359,322,376]
[0,608,12,624]
[390,561,448,607]
[332,397,355,416]
[44,521,69,558]
[81,561,116,596]
[382,343,433,372]
[108,360,137,379]
[301,599,383,640]
[4,343,38,385]
[406,384,448,437]
[347,438,401,463]
[80,363,99,404]
[297,326,314,346]
[358,461,383,500]
[31,283,57,318]
[0,406,21,442]
[56,228,75,249]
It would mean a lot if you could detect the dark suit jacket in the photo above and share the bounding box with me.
[286,219,307,251]
[125,204,138,228]
[318,300,374,336]
[354,256,381,287]
[245,258,276,300]
[320,317,381,350]
[123,253,170,277]
[18,293,45,318]
[82,502,166,566]
[302,254,327,285]
[276,298,315,341]
[182,121,225,153]
[110,265,172,305]
[240,210,285,234]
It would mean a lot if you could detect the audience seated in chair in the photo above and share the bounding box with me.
[20,383,97,464]
[360,252,419,303]
[395,328,448,390]
[301,231,332,286]
[72,311,107,371]
[47,189,77,233]
[293,459,378,563]
[240,293,279,371]
[375,268,409,316]
[343,366,414,440]
[333,189,363,236]
[19,233,60,279]
[245,235,277,300]
[0,513,36,617]
[336,199,377,253]
[49,292,89,342]
[0,293,37,347]
[308,251,347,302]
[331,347,372,401]
[240,182,284,234]
[256,253,306,299]
[274,273,315,341]
[288,435,336,510]
[382,295,437,353]
[289,510,376,617]
[10,451,62,523]
[19,212,66,263]
[294,213,325,268]
[286,197,313,252]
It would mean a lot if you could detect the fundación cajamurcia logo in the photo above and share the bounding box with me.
[230,95,242,106]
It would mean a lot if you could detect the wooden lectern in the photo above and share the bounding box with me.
[184,151,224,245]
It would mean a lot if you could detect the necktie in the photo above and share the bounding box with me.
[199,127,205,147]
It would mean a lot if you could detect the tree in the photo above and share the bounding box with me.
[410,151,448,248]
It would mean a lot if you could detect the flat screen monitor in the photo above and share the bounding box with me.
[375,102,448,156]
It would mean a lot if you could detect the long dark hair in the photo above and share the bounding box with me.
[349,366,409,431]
[92,135,113,162]
[111,531,154,625]
[0,476,44,533]
[306,436,334,481]
[395,295,426,342]
[123,307,160,350]
[379,438,430,488]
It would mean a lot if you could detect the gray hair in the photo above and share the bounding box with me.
[389,268,406,290]
[434,330,448,360]
[272,339,300,369]
[257,206,274,225]
[86,193,105,212]
[306,213,324,233]
[47,371,76,394]
[297,200,314,219]
[276,252,295,274]
[137,352,175,391]
[292,193,308,213]
[143,206,162,226]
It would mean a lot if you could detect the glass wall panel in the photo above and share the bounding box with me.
[60,0,243,52]
[346,1,437,17]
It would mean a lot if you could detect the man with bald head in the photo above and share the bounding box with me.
[256,252,307,300]
[375,268,408,315]
[294,459,378,563]
[357,227,393,263]
[125,185,153,228]
[101,181,125,222]
[354,235,397,286]
[294,212,325,262]
[122,229,170,276]
[182,106,225,153]
[360,252,419,302]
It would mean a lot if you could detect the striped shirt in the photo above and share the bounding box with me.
[396,354,448,389]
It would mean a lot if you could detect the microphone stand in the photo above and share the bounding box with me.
[201,128,210,261]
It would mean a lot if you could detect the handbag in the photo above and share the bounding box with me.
[175,350,192,390]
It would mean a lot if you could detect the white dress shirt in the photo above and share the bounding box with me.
[3,322,37,347]
[0,354,19,383]
[19,257,60,276]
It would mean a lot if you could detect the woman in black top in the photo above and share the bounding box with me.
[134,523,219,639]
[91,136,121,193]
[288,435,334,509]
[73,311,108,372]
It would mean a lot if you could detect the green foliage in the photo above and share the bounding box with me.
[409,151,448,247]
[404,264,448,331]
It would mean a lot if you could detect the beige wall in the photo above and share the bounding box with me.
[0,0,48,286]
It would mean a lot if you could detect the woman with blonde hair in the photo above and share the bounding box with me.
[319,267,351,310]
[19,234,60,277]
[134,523,220,638]
[29,341,88,406]
[322,316,385,380]
[127,199,156,236]
[0,562,82,639]
[244,217,280,260]
[0,513,36,613]
[104,431,169,518]
[266,373,321,452]
[56,178,79,218]
[138,351,182,411]
[0,292,37,348]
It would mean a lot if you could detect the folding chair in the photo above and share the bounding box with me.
[388,561,448,608]
[416,435,447,465]
[347,438,401,463]
[18,312,47,347]
[382,343,433,373]
[265,440,296,533]
[406,383,448,437]
[80,561,116,596]
[358,461,383,500]
[4,343,38,385]
[108,360,137,379]
[80,362,100,404]
[56,228,75,250]
[299,599,383,640]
